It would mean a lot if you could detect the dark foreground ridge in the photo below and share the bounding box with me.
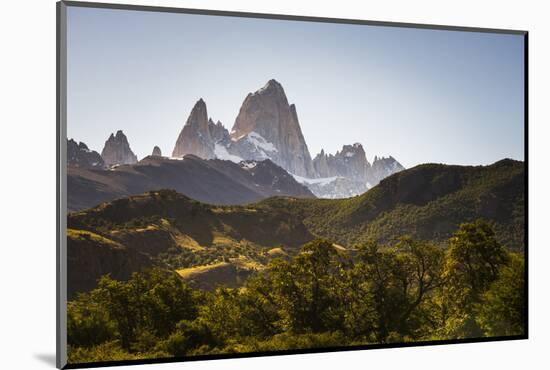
[68,155,314,211]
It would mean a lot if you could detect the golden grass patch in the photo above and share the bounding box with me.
[67,229,124,249]
[176,262,230,279]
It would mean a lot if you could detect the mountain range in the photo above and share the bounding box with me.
[68,79,404,203]
[66,159,524,297]
[170,79,404,197]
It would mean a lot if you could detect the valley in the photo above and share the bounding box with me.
[67,158,524,298]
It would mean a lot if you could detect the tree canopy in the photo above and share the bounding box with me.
[67,220,525,364]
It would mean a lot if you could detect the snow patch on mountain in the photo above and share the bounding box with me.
[305,179,368,199]
[246,132,278,153]
[291,172,373,199]
[240,161,258,169]
[291,174,340,186]
[214,143,243,163]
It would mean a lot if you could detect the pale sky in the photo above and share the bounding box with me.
[67,6,525,168]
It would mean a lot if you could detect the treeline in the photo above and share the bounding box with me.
[67,220,525,364]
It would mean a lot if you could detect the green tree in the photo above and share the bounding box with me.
[476,253,525,336]
[198,288,246,341]
[137,268,198,338]
[234,274,280,338]
[439,220,509,338]
[67,292,116,347]
[78,268,199,351]
[160,319,216,356]
[356,237,443,341]
[268,239,346,333]
[92,275,138,350]
[337,259,378,341]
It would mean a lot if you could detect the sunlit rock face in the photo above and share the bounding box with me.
[100,130,137,167]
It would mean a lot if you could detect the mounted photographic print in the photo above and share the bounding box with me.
[56,1,528,368]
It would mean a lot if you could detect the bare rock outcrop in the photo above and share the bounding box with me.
[152,145,162,157]
[229,79,315,177]
[100,130,138,166]
[172,99,231,159]
[67,138,105,169]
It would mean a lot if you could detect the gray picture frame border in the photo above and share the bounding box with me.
[56,1,529,369]
[57,1,68,368]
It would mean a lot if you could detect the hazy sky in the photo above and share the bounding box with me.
[67,6,525,168]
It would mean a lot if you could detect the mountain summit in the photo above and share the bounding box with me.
[229,79,315,177]
[172,99,232,160]
[67,139,105,169]
[152,146,162,156]
[173,99,217,159]
[367,156,405,186]
[100,130,138,167]
[314,143,370,181]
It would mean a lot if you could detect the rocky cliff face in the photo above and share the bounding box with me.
[229,80,315,177]
[308,143,372,198]
[367,156,405,186]
[170,80,315,177]
[67,139,105,169]
[173,99,214,159]
[100,130,138,167]
[172,99,232,160]
[313,143,370,181]
[152,146,162,157]
[307,145,406,198]
[209,119,230,143]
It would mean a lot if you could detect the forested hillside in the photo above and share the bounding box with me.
[274,158,525,249]
[65,159,526,365]
[67,222,525,364]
